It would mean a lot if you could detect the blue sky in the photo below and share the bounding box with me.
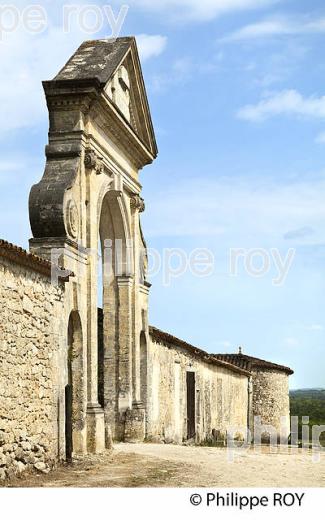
[1,0,325,388]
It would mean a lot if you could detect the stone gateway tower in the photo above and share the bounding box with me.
[0,37,293,480]
[29,38,157,453]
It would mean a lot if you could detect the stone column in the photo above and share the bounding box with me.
[86,248,105,454]
[85,152,105,454]
[130,195,146,406]
[117,275,134,430]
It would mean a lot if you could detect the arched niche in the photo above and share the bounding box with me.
[66,311,85,458]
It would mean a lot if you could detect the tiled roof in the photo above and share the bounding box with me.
[0,239,72,281]
[212,353,294,375]
[149,326,251,377]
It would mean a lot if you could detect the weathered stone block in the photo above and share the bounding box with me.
[124,405,146,443]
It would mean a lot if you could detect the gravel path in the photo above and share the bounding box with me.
[115,443,325,487]
[3,443,325,487]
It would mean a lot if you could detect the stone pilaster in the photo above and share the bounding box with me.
[124,402,146,443]
[86,404,106,453]
[84,151,106,453]
[117,276,134,416]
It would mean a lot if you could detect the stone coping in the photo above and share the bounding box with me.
[0,239,72,281]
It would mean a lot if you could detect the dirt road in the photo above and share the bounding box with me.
[4,443,325,487]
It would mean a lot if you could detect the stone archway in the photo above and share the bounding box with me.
[99,189,134,440]
[28,38,158,450]
[66,311,85,458]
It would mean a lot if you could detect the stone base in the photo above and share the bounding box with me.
[72,427,87,456]
[86,404,106,454]
[124,402,146,443]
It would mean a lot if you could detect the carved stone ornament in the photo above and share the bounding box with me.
[65,199,79,239]
[84,149,104,175]
[130,195,145,213]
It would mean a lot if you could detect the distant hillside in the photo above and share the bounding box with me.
[290,388,325,399]
[290,388,325,446]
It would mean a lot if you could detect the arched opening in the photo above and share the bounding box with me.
[66,311,84,459]
[65,362,72,460]
[97,306,104,408]
[140,331,147,405]
[98,235,103,309]
[99,191,132,280]
[97,237,104,408]
[98,190,132,437]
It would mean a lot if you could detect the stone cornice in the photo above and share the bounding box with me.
[43,81,156,170]
[94,93,156,169]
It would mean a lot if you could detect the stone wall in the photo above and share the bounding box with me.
[0,255,63,481]
[251,368,290,442]
[147,335,249,444]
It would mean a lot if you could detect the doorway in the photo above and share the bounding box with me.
[65,311,83,460]
[186,371,196,440]
[65,383,73,460]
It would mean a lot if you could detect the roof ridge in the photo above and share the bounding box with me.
[213,353,293,375]
[149,326,251,377]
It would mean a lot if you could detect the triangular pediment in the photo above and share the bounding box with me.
[54,37,157,158]
[102,40,157,158]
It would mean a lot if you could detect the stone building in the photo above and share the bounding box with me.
[213,353,293,443]
[0,37,293,480]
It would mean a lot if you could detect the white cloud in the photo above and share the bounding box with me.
[284,227,314,240]
[0,161,23,172]
[0,160,25,185]
[259,45,308,87]
[306,324,324,331]
[238,43,309,88]
[220,15,325,42]
[0,23,166,137]
[150,52,226,93]
[143,173,325,248]
[136,34,167,61]
[0,26,86,136]
[131,0,279,22]
[216,340,232,348]
[284,337,299,347]
[237,90,325,122]
[150,57,193,92]
[315,131,325,144]
[0,0,101,137]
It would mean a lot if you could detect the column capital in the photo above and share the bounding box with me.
[130,194,145,213]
